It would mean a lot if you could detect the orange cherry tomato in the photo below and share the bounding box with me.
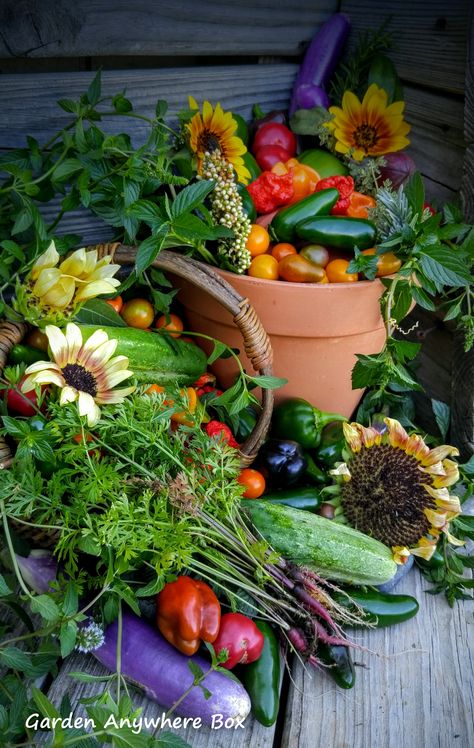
[248,254,279,280]
[155,313,184,338]
[278,254,325,283]
[105,295,123,313]
[299,244,330,268]
[144,385,198,426]
[271,243,297,262]
[121,298,155,329]
[24,328,49,352]
[361,248,402,277]
[326,259,358,283]
[237,468,266,499]
[346,192,377,219]
[246,224,270,257]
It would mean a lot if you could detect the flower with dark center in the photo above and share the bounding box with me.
[186,96,250,184]
[324,83,410,161]
[331,418,462,563]
[22,323,135,426]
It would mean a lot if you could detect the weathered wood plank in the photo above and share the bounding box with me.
[281,569,474,748]
[339,0,470,94]
[43,649,282,746]
[0,0,337,59]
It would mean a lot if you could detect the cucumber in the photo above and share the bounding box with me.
[247,500,397,586]
[296,215,376,250]
[78,325,207,386]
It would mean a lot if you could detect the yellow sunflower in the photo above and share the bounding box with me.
[331,418,462,563]
[325,83,411,161]
[21,323,135,426]
[186,96,250,184]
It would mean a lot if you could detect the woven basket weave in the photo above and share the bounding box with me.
[0,246,274,546]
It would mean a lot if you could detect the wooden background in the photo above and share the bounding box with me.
[0,3,473,744]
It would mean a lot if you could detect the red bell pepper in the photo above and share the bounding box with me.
[212,612,265,669]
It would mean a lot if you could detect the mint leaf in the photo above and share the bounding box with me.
[135,229,168,275]
[419,245,471,290]
[171,180,215,218]
[30,594,60,621]
[432,399,450,439]
[75,299,127,327]
[404,171,425,215]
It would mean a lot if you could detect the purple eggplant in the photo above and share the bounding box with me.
[16,550,57,594]
[290,13,351,115]
[94,609,251,725]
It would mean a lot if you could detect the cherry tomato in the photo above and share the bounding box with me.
[278,254,325,283]
[105,295,123,313]
[121,298,155,329]
[253,122,297,156]
[7,377,43,417]
[299,244,330,268]
[246,224,270,257]
[271,243,297,262]
[326,259,358,283]
[212,612,265,669]
[248,254,279,280]
[238,468,266,499]
[361,248,402,277]
[24,328,49,352]
[144,384,197,425]
[254,145,293,171]
[155,313,184,338]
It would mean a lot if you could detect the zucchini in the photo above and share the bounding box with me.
[78,325,207,386]
[247,500,397,586]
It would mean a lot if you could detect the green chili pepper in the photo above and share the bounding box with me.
[272,398,346,449]
[8,344,45,366]
[237,184,257,223]
[317,642,355,689]
[304,451,328,486]
[335,587,419,628]
[316,421,346,468]
[295,215,376,250]
[270,189,339,243]
[416,548,444,569]
[239,620,280,726]
[263,486,323,513]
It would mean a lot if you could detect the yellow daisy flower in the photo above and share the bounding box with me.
[325,83,411,161]
[186,96,250,184]
[21,323,135,426]
[331,417,462,563]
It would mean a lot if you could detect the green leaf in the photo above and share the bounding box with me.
[410,285,436,311]
[32,686,62,722]
[62,582,79,617]
[30,594,61,621]
[128,199,164,224]
[391,281,412,322]
[156,733,192,748]
[75,299,127,327]
[52,158,83,182]
[432,399,450,439]
[442,296,465,322]
[87,70,102,105]
[135,230,168,275]
[457,554,474,568]
[207,340,229,365]
[123,180,141,208]
[460,455,474,476]
[187,659,205,684]
[248,374,288,390]
[1,415,31,439]
[60,620,78,658]
[0,647,33,672]
[69,671,114,683]
[0,573,12,597]
[170,180,215,218]
[11,207,33,235]
[389,338,421,363]
[0,240,25,262]
[113,94,133,114]
[419,246,471,290]
[289,106,330,135]
[404,171,425,215]
[58,99,80,114]
[170,213,221,242]
[155,100,168,119]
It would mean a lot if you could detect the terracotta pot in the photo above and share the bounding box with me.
[174,270,387,417]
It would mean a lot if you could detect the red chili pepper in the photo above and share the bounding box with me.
[196,385,223,397]
[204,420,240,448]
[315,175,354,215]
[423,202,436,216]
[192,372,216,389]
[247,171,294,214]
[212,612,265,669]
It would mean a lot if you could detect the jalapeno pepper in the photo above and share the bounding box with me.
[295,215,377,250]
[272,398,346,450]
[415,547,444,569]
[269,188,339,243]
[317,642,355,689]
[316,421,346,468]
[263,486,323,512]
[335,587,419,628]
[8,344,46,366]
[239,620,280,726]
[304,451,328,485]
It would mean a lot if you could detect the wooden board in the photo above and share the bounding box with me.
[339,0,470,94]
[0,0,337,59]
[281,568,474,748]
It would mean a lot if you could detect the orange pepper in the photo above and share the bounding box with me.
[271,159,320,204]
[346,191,376,219]
[144,385,198,425]
[156,576,221,655]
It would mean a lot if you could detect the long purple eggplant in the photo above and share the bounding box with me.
[290,13,351,115]
[94,610,251,725]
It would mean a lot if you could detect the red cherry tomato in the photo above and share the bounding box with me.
[7,377,43,417]
[212,612,265,669]
[155,313,184,339]
[271,243,297,262]
[237,468,266,499]
[253,122,297,156]
[254,145,293,171]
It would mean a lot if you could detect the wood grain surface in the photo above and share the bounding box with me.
[0,0,337,59]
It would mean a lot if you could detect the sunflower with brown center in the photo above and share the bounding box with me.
[324,83,411,161]
[331,418,462,563]
[186,96,250,184]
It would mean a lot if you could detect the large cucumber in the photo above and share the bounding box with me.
[247,500,397,585]
[78,325,207,386]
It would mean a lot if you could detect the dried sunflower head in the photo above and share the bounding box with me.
[331,418,462,563]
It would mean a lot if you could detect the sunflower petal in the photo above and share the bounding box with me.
[60,385,78,405]
[45,325,68,367]
[78,391,101,426]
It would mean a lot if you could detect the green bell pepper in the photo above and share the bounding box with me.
[272,398,346,449]
[316,421,346,468]
[317,642,355,689]
[304,451,328,486]
[239,620,280,726]
[335,586,419,628]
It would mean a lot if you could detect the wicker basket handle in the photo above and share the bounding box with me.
[94,244,274,464]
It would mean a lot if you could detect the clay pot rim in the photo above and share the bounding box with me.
[217,267,387,290]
